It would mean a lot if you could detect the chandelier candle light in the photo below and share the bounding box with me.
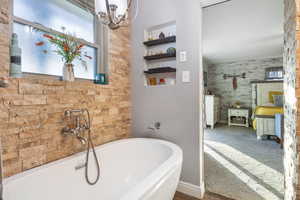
[95,0,134,30]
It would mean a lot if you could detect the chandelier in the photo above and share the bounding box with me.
[95,0,134,30]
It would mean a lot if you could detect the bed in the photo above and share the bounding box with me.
[251,81,283,139]
[253,106,283,130]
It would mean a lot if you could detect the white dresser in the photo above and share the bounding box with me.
[205,95,220,129]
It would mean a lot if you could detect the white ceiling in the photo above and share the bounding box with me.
[202,0,284,64]
[200,0,231,7]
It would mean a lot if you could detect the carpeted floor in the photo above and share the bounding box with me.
[174,192,234,200]
[204,124,284,200]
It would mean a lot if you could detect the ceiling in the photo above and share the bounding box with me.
[202,0,284,64]
[200,0,231,7]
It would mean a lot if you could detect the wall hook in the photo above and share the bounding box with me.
[223,73,246,80]
[223,73,246,90]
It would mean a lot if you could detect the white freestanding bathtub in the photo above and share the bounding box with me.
[3,138,183,200]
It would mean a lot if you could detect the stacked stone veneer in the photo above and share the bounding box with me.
[207,57,283,121]
[0,0,131,177]
[284,0,300,199]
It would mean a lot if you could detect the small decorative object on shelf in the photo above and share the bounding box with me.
[167,47,176,55]
[167,78,176,85]
[159,32,165,39]
[10,33,22,78]
[148,32,154,41]
[148,77,157,86]
[36,27,92,82]
[95,73,108,85]
[159,78,166,85]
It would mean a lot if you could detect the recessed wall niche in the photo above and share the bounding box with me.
[143,21,177,87]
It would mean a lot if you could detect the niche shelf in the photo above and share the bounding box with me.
[144,67,176,74]
[143,36,176,47]
[143,21,177,87]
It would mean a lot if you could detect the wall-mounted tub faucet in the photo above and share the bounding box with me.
[62,110,89,145]
[148,122,161,131]
[62,109,100,185]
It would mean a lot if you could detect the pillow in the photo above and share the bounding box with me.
[269,91,283,103]
[272,95,283,107]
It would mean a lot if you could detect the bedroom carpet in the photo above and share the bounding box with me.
[174,191,234,200]
[204,124,284,200]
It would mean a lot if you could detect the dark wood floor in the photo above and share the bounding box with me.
[174,192,235,200]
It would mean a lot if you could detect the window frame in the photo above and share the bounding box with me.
[11,0,101,80]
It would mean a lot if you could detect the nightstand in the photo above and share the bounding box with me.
[228,108,250,127]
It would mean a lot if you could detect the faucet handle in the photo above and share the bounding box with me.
[147,126,155,131]
[62,127,74,136]
[148,122,161,131]
[154,122,161,130]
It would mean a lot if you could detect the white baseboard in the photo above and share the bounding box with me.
[177,181,205,199]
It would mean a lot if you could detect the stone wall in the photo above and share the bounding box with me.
[0,0,131,177]
[296,0,300,197]
[207,57,283,121]
[284,0,299,199]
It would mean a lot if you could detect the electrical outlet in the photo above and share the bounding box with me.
[182,71,191,83]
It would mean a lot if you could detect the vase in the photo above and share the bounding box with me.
[63,63,75,82]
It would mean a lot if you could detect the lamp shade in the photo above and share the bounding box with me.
[95,0,128,16]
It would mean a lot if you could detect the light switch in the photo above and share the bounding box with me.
[180,51,187,62]
[182,71,191,83]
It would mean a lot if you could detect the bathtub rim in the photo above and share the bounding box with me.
[3,138,183,187]
[121,138,183,199]
[121,157,182,200]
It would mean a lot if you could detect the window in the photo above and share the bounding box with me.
[265,67,284,81]
[13,0,99,80]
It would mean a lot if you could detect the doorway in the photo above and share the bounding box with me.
[201,0,284,199]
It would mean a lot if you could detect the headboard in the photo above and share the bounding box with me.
[256,82,283,106]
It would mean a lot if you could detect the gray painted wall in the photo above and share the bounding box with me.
[203,58,209,92]
[207,57,283,121]
[131,0,203,186]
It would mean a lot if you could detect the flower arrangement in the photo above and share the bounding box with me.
[36,30,92,64]
[35,27,92,81]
